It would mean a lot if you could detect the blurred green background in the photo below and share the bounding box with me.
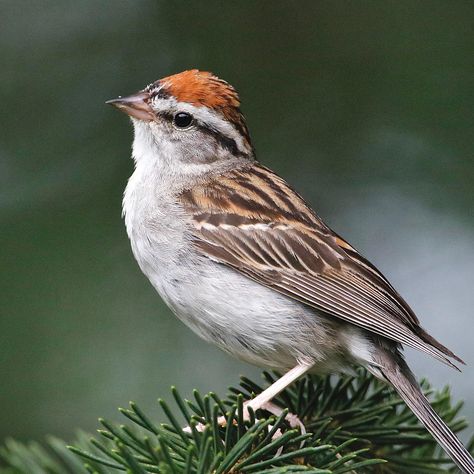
[1,0,473,444]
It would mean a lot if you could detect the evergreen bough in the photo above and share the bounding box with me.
[1,369,473,473]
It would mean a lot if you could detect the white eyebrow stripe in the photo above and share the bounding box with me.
[150,96,249,154]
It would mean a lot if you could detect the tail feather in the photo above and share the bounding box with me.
[378,360,474,474]
[417,327,465,365]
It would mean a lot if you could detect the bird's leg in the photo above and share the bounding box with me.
[184,363,312,433]
[243,363,311,418]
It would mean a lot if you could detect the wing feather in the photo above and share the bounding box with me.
[180,164,463,369]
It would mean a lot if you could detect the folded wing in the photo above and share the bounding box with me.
[179,164,462,369]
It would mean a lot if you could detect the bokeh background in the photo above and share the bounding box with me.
[1,1,473,444]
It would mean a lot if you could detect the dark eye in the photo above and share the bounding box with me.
[173,112,193,128]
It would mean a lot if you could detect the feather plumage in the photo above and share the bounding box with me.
[179,163,463,369]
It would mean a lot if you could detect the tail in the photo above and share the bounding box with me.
[370,354,474,474]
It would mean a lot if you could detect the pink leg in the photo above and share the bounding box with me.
[244,363,312,415]
[184,363,312,433]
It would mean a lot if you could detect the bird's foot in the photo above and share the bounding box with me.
[183,399,305,438]
[257,401,306,433]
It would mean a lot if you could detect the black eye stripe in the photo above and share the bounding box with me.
[156,111,174,122]
[198,125,248,158]
[154,111,249,158]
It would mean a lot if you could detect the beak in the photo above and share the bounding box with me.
[106,91,154,121]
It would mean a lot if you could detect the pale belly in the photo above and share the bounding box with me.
[133,232,371,371]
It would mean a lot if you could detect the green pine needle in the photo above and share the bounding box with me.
[1,368,473,473]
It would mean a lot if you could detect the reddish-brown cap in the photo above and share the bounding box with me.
[148,70,251,146]
[157,70,241,110]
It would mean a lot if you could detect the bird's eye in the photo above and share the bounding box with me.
[173,112,193,129]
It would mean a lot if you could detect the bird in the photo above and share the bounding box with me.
[107,69,474,473]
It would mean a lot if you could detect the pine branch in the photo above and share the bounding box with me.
[1,368,473,473]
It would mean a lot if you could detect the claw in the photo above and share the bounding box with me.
[182,399,306,445]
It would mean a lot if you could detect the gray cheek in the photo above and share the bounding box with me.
[148,120,222,165]
[175,132,217,164]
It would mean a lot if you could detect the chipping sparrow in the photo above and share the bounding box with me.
[107,70,474,473]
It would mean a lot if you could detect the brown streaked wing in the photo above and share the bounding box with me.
[180,163,462,369]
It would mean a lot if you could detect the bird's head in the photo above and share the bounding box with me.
[107,70,254,174]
